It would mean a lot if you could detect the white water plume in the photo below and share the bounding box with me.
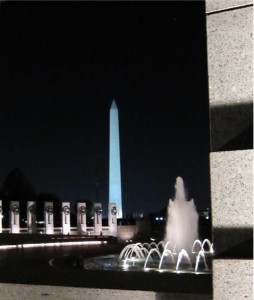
[164,177,199,252]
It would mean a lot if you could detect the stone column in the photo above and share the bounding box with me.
[206,0,253,298]
[27,201,37,234]
[44,202,54,234]
[94,203,102,235]
[62,202,71,235]
[77,202,87,235]
[0,200,2,233]
[10,201,20,233]
[108,203,117,237]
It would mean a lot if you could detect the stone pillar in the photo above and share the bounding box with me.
[44,202,54,234]
[108,203,117,237]
[62,202,71,235]
[0,200,2,233]
[206,0,253,299]
[27,201,37,234]
[77,202,87,235]
[10,201,20,233]
[94,203,102,235]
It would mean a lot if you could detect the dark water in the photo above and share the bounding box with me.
[54,252,212,274]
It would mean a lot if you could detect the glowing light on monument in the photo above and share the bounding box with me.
[109,100,123,218]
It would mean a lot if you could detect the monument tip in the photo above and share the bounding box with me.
[111,100,117,109]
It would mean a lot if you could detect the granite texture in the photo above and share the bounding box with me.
[213,259,253,299]
[0,284,212,300]
[206,5,253,105]
[206,0,253,13]
[206,0,253,298]
[210,150,253,254]
[210,150,253,228]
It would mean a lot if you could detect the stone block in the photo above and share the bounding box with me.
[206,5,253,105]
[206,0,253,13]
[213,259,253,299]
[210,150,253,255]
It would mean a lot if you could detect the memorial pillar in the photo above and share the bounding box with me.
[108,203,117,237]
[77,202,87,235]
[62,202,71,235]
[44,202,54,234]
[94,203,102,235]
[10,200,20,233]
[0,200,2,233]
[27,201,37,233]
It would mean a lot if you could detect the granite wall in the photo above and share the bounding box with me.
[206,0,253,299]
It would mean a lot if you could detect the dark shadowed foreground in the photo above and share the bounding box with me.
[0,236,212,294]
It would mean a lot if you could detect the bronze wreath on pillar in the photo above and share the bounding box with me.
[45,205,53,224]
[29,204,36,215]
[62,206,70,215]
[79,206,86,215]
[111,206,117,215]
[95,206,102,215]
[12,205,20,215]
[45,206,53,215]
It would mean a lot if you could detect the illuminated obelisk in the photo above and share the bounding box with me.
[109,100,123,218]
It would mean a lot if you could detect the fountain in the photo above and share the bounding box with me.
[117,177,213,273]
[53,177,213,275]
[118,238,213,273]
[164,176,199,252]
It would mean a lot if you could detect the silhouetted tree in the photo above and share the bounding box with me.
[1,168,36,226]
[1,168,36,202]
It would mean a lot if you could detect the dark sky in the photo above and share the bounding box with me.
[0,1,210,216]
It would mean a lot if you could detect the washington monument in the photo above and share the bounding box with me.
[109,100,123,218]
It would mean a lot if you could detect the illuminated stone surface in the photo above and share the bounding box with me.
[0,284,212,300]
[213,260,253,299]
[77,202,87,234]
[62,202,71,235]
[109,100,123,218]
[206,0,253,151]
[0,200,2,233]
[206,0,253,299]
[10,201,20,234]
[44,202,54,234]
[108,203,117,237]
[27,201,37,234]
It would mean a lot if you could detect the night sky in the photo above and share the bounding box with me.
[0,1,210,216]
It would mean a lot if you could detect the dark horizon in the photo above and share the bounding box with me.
[0,1,211,216]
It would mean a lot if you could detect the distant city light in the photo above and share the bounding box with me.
[155,217,164,221]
